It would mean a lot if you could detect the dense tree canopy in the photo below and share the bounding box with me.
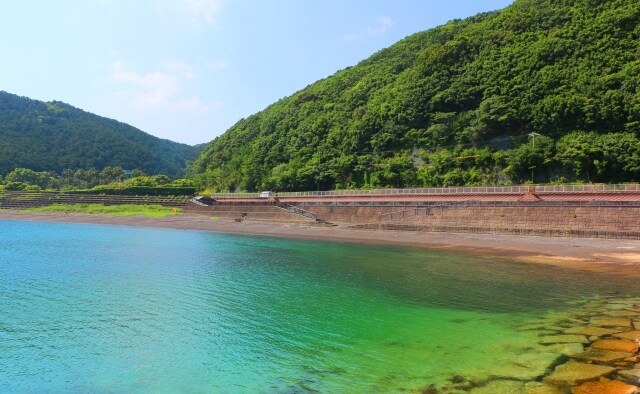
[192,0,640,191]
[0,91,204,177]
[0,166,194,192]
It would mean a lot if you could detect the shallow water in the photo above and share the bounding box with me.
[1,220,639,392]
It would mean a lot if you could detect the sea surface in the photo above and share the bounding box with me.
[1,220,639,393]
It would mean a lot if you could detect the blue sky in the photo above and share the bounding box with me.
[0,0,514,145]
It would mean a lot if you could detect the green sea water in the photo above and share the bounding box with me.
[1,220,639,393]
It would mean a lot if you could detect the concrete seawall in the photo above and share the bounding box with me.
[194,188,640,239]
[303,206,639,229]
[334,206,640,239]
[185,201,317,224]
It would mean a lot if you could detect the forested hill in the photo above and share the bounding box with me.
[0,91,203,176]
[193,0,640,192]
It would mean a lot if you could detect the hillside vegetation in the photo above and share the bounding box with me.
[0,91,203,177]
[192,0,640,191]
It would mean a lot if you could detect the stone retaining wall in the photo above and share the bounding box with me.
[0,191,188,209]
[301,205,640,239]
[295,206,399,224]
[185,201,314,223]
[389,206,640,232]
[186,202,640,239]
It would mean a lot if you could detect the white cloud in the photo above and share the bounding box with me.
[343,16,395,42]
[162,59,195,79]
[112,60,216,113]
[367,16,394,36]
[180,0,222,25]
[155,0,222,26]
[207,59,229,71]
[343,32,361,42]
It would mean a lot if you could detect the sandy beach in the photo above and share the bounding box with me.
[2,210,640,275]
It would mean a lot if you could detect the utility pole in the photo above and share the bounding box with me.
[221,162,225,192]
[528,132,541,148]
[528,132,541,183]
[317,156,321,192]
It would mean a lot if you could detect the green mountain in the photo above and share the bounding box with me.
[193,0,640,191]
[0,91,203,177]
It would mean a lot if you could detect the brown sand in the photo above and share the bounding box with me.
[2,210,640,275]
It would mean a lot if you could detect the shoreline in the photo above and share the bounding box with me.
[2,210,640,274]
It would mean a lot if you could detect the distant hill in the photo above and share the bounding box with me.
[0,91,203,176]
[193,0,640,191]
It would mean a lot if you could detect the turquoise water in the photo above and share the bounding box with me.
[1,220,639,393]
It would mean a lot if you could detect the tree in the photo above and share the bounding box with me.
[5,168,52,189]
[0,91,202,176]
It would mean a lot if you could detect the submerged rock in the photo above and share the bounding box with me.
[573,349,635,363]
[610,302,633,310]
[571,379,639,394]
[592,339,640,354]
[565,327,623,337]
[556,318,589,328]
[489,353,560,380]
[543,361,617,385]
[615,331,640,342]
[524,381,566,394]
[538,329,567,336]
[605,310,638,318]
[540,335,589,345]
[616,361,639,368]
[607,302,638,310]
[468,380,525,393]
[619,368,640,383]
[418,384,439,394]
[518,323,565,332]
[591,318,633,329]
[545,343,585,356]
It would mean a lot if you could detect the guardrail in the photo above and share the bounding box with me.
[295,200,640,208]
[296,200,465,208]
[210,184,640,198]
